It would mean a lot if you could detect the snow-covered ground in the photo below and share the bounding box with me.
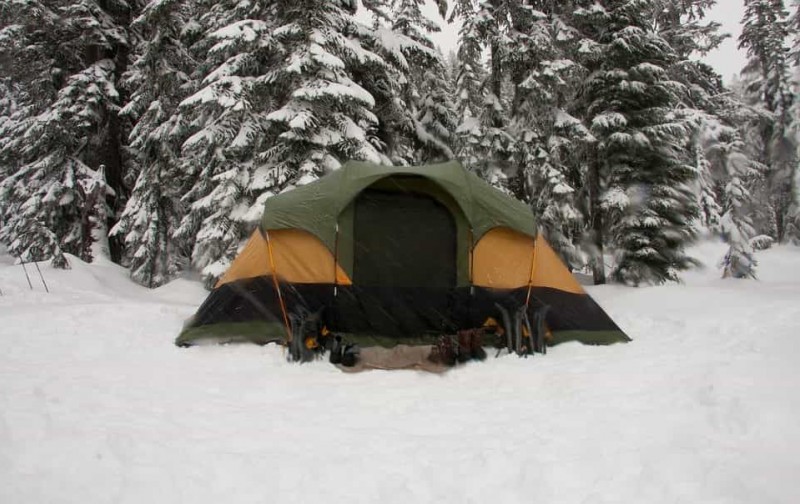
[1,240,799,504]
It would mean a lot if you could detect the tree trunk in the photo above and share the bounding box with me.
[490,39,503,128]
[488,0,503,127]
[588,144,606,285]
[101,99,127,263]
[83,1,134,264]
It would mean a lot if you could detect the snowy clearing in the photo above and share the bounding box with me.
[1,241,799,503]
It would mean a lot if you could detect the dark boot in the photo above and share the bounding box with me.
[329,335,343,364]
[457,330,472,363]
[431,335,457,366]
[470,329,487,361]
[340,344,360,367]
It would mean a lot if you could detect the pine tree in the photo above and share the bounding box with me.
[264,1,387,178]
[651,0,727,59]
[414,53,458,163]
[0,79,20,180]
[580,1,699,285]
[790,1,800,62]
[111,0,199,287]
[651,0,730,236]
[451,0,487,171]
[694,139,723,233]
[173,0,281,282]
[505,2,594,267]
[350,0,451,164]
[452,0,515,183]
[0,0,137,267]
[704,124,760,278]
[739,0,798,242]
[787,1,800,241]
[177,1,393,283]
[390,0,455,163]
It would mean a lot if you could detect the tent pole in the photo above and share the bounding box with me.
[524,233,539,307]
[264,229,293,342]
[468,227,474,296]
[34,262,49,293]
[19,259,33,290]
[331,222,340,333]
[333,223,339,298]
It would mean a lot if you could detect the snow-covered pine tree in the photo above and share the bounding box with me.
[174,0,282,283]
[651,0,728,220]
[694,137,723,232]
[263,1,388,175]
[351,0,452,164]
[790,0,800,62]
[0,0,136,267]
[451,0,487,170]
[347,1,409,163]
[554,1,613,283]
[647,2,748,252]
[686,57,776,277]
[505,2,594,268]
[651,0,727,61]
[414,49,458,163]
[729,75,781,236]
[580,0,699,285]
[786,1,800,241]
[739,0,798,242]
[177,1,393,283]
[702,123,760,278]
[0,79,19,180]
[390,0,456,163]
[112,0,199,287]
[451,0,515,184]
[1,2,64,264]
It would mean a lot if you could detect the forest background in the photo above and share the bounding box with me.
[1,0,799,288]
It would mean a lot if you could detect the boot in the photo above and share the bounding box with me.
[431,335,457,366]
[457,330,472,363]
[470,329,487,361]
[329,335,343,365]
[340,344,360,367]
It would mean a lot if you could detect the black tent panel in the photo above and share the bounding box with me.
[354,190,457,289]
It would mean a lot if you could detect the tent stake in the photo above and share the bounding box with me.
[20,260,33,290]
[34,262,49,293]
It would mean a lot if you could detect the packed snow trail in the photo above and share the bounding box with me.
[1,241,799,503]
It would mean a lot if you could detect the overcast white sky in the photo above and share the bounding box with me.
[418,0,748,83]
[703,0,748,82]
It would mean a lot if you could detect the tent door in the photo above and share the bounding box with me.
[352,189,457,334]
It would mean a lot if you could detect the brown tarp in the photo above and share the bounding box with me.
[337,345,450,373]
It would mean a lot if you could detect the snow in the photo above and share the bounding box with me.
[211,20,270,45]
[309,43,346,70]
[293,80,375,108]
[592,112,628,130]
[2,241,800,503]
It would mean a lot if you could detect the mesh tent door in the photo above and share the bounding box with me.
[351,189,457,335]
[354,189,456,287]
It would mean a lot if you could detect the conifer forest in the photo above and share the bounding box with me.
[1,0,799,288]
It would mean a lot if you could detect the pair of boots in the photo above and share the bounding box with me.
[430,329,487,366]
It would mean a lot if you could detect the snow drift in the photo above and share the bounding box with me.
[1,241,799,503]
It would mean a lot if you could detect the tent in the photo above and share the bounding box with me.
[177,161,629,348]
